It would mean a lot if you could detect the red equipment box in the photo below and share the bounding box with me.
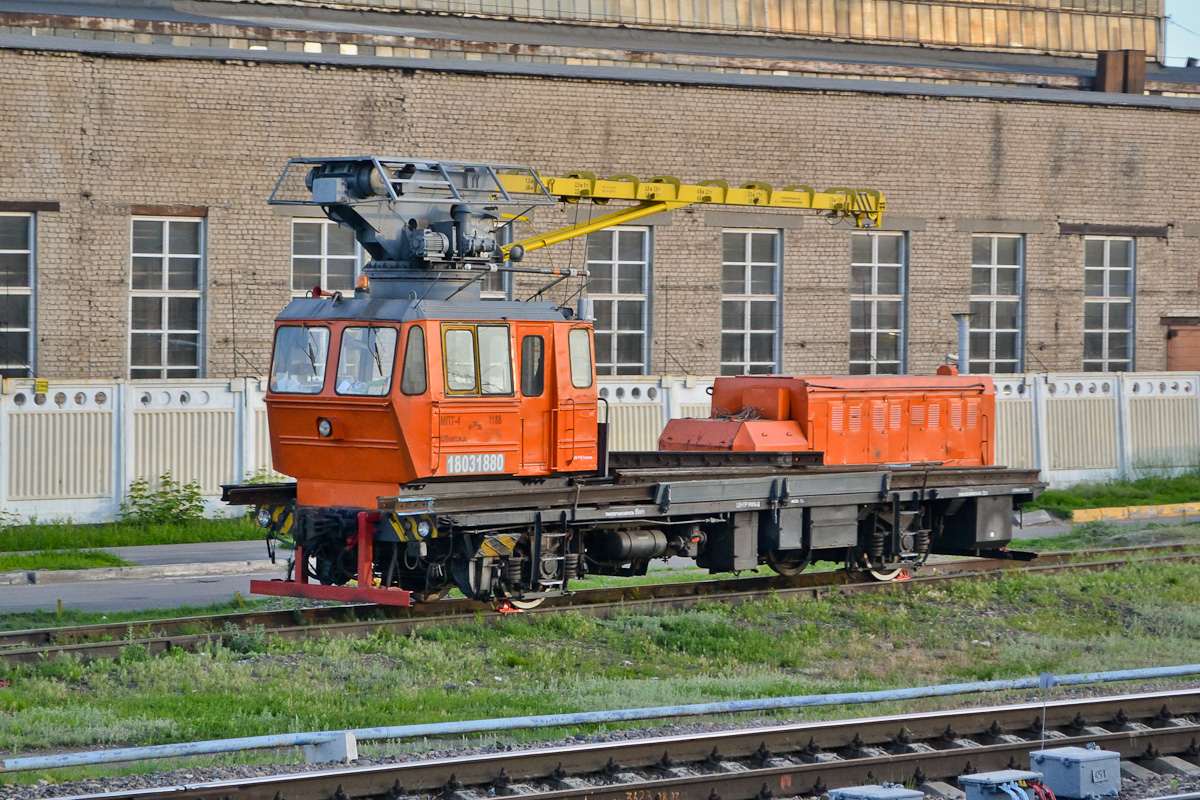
[659,374,995,467]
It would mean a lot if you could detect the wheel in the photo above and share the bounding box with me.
[765,548,812,577]
[502,596,545,610]
[495,585,545,609]
[867,567,906,582]
[850,547,908,582]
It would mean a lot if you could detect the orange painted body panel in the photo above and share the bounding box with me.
[660,375,994,466]
[268,319,598,509]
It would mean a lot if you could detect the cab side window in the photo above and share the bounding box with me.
[444,328,477,393]
[521,335,545,397]
[568,328,593,388]
[400,325,427,395]
[441,323,514,396]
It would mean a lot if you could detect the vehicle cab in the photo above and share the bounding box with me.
[266,295,599,509]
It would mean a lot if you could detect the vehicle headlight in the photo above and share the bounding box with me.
[317,418,333,437]
[256,507,273,528]
[417,519,432,537]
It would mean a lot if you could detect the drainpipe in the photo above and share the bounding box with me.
[952,311,971,375]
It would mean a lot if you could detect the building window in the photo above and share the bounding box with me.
[292,220,361,295]
[1083,237,1134,372]
[849,232,905,374]
[130,218,204,379]
[479,268,508,300]
[721,229,779,375]
[480,226,511,300]
[586,227,649,375]
[0,213,34,378]
[969,235,1023,374]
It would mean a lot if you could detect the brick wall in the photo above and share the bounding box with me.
[3,49,1199,379]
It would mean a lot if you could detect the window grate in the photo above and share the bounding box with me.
[0,212,34,378]
[586,227,649,376]
[720,229,779,375]
[130,217,204,379]
[1082,237,1135,372]
[968,234,1024,374]
[849,232,905,374]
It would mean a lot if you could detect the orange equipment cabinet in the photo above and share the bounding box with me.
[659,374,995,467]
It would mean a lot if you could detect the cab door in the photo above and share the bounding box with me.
[516,324,553,472]
[552,326,599,472]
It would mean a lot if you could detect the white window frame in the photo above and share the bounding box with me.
[720,228,780,375]
[968,234,1024,374]
[849,232,906,374]
[586,226,650,376]
[129,216,205,379]
[291,219,364,296]
[0,212,34,378]
[1083,236,1135,372]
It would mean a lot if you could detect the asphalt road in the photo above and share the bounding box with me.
[0,571,282,614]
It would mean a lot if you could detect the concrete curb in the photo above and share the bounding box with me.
[1071,502,1200,524]
[0,560,280,587]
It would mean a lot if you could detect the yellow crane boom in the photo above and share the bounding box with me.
[495,171,886,261]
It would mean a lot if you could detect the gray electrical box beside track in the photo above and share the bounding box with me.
[1030,746,1121,798]
[829,786,925,800]
[958,769,1043,800]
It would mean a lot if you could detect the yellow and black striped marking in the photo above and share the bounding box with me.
[387,513,439,542]
[475,533,520,558]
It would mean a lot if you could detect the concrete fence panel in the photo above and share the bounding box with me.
[992,377,1036,470]
[131,383,241,495]
[3,371,1200,523]
[1124,374,1200,472]
[6,389,115,502]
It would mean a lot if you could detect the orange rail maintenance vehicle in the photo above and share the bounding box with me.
[224,157,1042,607]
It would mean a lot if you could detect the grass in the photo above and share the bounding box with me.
[0,517,260,553]
[3,555,1200,785]
[1024,469,1200,517]
[0,550,132,573]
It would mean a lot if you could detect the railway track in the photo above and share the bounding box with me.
[43,690,1200,800]
[2,543,1196,665]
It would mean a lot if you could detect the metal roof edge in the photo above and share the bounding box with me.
[4,33,1200,112]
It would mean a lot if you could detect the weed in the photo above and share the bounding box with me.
[119,643,149,663]
[119,473,205,526]
[243,466,285,485]
[222,624,268,655]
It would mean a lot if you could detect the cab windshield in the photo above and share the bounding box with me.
[336,326,398,396]
[270,326,329,394]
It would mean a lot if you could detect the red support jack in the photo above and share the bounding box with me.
[250,511,413,607]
